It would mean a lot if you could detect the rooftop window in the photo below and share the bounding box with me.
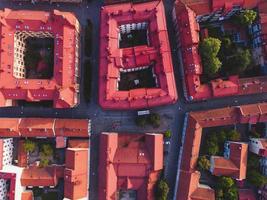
[118,22,149,48]
[13,31,54,79]
[118,65,157,91]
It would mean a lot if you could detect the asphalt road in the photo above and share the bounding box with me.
[0,0,267,199]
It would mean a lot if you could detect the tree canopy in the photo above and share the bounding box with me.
[155,179,169,200]
[23,139,36,153]
[216,177,238,200]
[198,156,211,171]
[237,9,257,26]
[200,37,222,76]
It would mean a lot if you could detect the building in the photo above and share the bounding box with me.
[175,102,267,200]
[0,118,90,200]
[98,132,163,200]
[249,138,267,157]
[259,184,267,200]
[210,142,248,181]
[99,1,177,110]
[173,0,267,101]
[239,189,256,200]
[104,0,154,4]
[0,9,81,108]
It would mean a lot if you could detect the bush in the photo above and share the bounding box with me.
[198,156,210,171]
[164,130,171,138]
[155,179,169,200]
[23,139,36,153]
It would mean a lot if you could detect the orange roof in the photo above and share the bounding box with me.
[68,139,89,148]
[177,103,267,198]
[211,156,239,177]
[54,119,89,137]
[0,9,80,108]
[191,186,215,200]
[21,191,33,200]
[99,132,163,200]
[99,1,177,110]
[177,170,215,200]
[64,148,88,199]
[21,166,58,186]
[0,118,90,137]
[174,0,267,101]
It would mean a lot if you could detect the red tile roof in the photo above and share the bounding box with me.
[98,132,163,200]
[21,191,33,200]
[210,142,248,180]
[177,102,267,199]
[0,9,80,108]
[99,1,177,110]
[239,189,256,200]
[174,0,267,101]
[21,166,59,186]
[64,148,88,199]
[0,118,90,137]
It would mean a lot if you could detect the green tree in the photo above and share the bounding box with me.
[198,156,211,171]
[237,9,257,26]
[135,116,147,127]
[39,154,50,168]
[224,186,238,200]
[23,139,36,153]
[155,179,169,200]
[41,144,53,157]
[164,130,171,138]
[217,176,235,189]
[200,37,222,76]
[216,177,238,200]
[247,154,260,170]
[206,140,219,155]
[227,130,241,141]
[247,169,267,187]
[224,49,252,74]
[149,113,161,128]
[249,130,261,138]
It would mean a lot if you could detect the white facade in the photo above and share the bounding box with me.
[249,138,264,155]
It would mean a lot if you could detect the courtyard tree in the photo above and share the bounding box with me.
[39,153,50,168]
[227,49,252,74]
[227,130,241,141]
[23,139,36,153]
[200,37,222,76]
[155,179,169,200]
[41,144,53,157]
[237,9,257,26]
[247,169,267,187]
[216,177,238,200]
[198,156,210,171]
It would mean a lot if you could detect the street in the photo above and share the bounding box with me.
[0,0,267,199]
